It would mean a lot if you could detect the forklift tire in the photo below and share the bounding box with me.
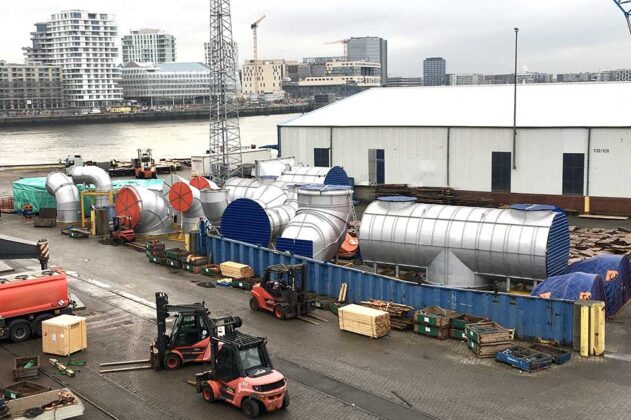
[249,297,260,311]
[164,353,182,370]
[282,391,290,409]
[273,304,286,320]
[8,319,32,343]
[201,385,215,403]
[241,399,260,419]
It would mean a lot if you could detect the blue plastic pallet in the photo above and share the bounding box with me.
[496,346,554,372]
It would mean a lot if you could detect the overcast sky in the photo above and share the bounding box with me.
[3,0,630,76]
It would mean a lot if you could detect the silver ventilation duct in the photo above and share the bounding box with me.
[71,166,113,207]
[167,179,205,233]
[359,198,570,288]
[224,177,262,202]
[276,185,353,261]
[277,166,350,186]
[45,172,80,223]
[200,189,229,225]
[115,185,172,235]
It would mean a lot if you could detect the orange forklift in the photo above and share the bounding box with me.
[195,320,289,418]
[249,264,316,320]
[110,216,135,243]
[133,148,157,179]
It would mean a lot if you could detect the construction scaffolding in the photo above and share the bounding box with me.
[208,0,243,181]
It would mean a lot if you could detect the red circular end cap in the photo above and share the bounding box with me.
[115,187,142,228]
[190,176,211,191]
[169,181,194,212]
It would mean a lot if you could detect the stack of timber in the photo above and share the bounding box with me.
[449,314,489,341]
[360,299,414,330]
[465,321,513,358]
[414,306,461,340]
[220,261,255,279]
[338,304,390,338]
[569,226,631,262]
[374,184,493,207]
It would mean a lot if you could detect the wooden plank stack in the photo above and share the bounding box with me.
[219,261,255,279]
[465,321,513,358]
[360,299,414,330]
[338,304,391,338]
[569,226,631,263]
[414,306,461,340]
[375,184,493,207]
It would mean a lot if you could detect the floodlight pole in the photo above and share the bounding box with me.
[512,27,519,170]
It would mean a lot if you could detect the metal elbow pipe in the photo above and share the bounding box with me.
[168,180,205,233]
[115,186,172,235]
[45,172,80,223]
[277,185,353,261]
[71,166,112,207]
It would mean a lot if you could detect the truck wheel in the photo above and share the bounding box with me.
[34,314,54,337]
[201,385,215,403]
[249,297,260,311]
[9,320,32,343]
[164,353,182,370]
[282,391,290,409]
[273,304,286,320]
[241,399,260,419]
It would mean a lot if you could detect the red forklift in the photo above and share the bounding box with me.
[249,264,317,320]
[110,216,135,243]
[150,292,241,369]
[195,321,289,418]
[133,148,157,179]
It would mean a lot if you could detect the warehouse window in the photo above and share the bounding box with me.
[369,149,385,184]
[491,152,511,192]
[563,153,584,195]
[314,148,330,167]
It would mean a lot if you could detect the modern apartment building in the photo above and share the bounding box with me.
[23,10,123,108]
[119,62,210,105]
[423,57,447,86]
[241,59,285,99]
[347,37,388,85]
[297,61,381,87]
[122,29,176,64]
[0,61,66,114]
[387,77,424,87]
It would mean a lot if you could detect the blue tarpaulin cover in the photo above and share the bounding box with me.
[566,255,631,317]
[532,273,606,303]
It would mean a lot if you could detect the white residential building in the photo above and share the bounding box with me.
[120,62,210,105]
[241,59,285,99]
[23,10,123,108]
[122,29,176,64]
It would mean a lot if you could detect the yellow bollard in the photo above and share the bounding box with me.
[584,196,591,214]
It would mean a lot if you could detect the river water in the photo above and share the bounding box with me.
[0,113,298,165]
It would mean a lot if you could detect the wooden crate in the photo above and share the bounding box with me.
[449,328,468,341]
[220,261,254,279]
[13,356,40,380]
[465,322,512,344]
[338,304,390,338]
[414,323,450,340]
[42,315,87,356]
[467,339,512,358]
[451,314,489,331]
[415,306,461,328]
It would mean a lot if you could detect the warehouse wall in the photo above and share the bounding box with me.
[279,127,331,166]
[589,128,631,198]
[449,128,512,192]
[512,128,588,195]
[331,127,448,186]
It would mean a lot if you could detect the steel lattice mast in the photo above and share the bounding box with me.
[613,0,631,34]
[208,0,243,181]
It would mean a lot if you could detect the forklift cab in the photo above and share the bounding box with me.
[261,264,305,301]
[169,312,210,347]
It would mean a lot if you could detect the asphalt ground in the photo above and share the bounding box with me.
[1,213,631,420]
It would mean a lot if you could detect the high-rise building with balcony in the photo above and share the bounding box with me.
[347,37,388,86]
[0,61,66,114]
[23,10,123,108]
[122,29,176,64]
[423,57,447,86]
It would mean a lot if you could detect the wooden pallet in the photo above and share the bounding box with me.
[414,323,450,340]
[468,340,512,358]
[360,299,413,331]
[465,322,512,344]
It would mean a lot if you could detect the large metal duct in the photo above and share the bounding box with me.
[224,177,262,202]
[221,199,296,247]
[168,180,205,233]
[115,186,173,235]
[277,166,350,186]
[45,172,80,223]
[359,198,570,288]
[276,185,354,260]
[71,166,112,207]
[200,190,229,225]
[190,176,220,191]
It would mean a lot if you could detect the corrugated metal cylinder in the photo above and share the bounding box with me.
[115,185,172,235]
[200,189,229,225]
[45,172,81,223]
[277,166,350,186]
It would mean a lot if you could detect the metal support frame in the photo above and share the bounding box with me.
[208,0,243,181]
[80,191,114,228]
[613,0,631,34]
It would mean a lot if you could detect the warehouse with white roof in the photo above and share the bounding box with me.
[278,83,631,214]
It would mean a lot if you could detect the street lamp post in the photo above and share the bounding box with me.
[513,27,519,170]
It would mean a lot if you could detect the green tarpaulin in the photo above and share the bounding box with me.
[12,177,164,213]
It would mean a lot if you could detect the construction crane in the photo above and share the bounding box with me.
[208,0,243,181]
[324,39,350,59]
[251,15,266,97]
[613,0,631,34]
